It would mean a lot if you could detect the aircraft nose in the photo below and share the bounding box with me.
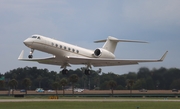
[23,38,32,46]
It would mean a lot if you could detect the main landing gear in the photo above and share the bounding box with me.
[84,69,91,75]
[61,69,68,75]
[61,68,91,75]
[28,49,34,59]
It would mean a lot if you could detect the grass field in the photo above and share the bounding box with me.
[0,101,180,109]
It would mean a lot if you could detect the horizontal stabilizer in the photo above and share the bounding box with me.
[94,36,148,43]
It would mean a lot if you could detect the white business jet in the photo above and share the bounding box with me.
[18,35,168,75]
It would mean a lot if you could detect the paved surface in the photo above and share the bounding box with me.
[0,90,179,102]
[0,98,180,102]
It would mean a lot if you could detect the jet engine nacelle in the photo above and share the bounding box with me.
[94,48,115,59]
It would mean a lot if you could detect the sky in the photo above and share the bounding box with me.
[0,0,180,75]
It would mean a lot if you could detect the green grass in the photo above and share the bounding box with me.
[0,101,180,109]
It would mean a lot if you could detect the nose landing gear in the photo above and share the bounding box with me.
[28,49,34,59]
[28,55,33,58]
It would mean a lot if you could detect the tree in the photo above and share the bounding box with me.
[126,72,137,80]
[133,79,146,89]
[137,67,150,79]
[164,68,180,89]
[107,80,117,96]
[52,82,59,95]
[151,67,167,89]
[127,79,134,96]
[37,75,42,88]
[22,78,32,94]
[59,78,68,96]
[116,75,126,89]
[8,79,18,95]
[170,79,180,89]
[69,74,78,95]
[0,80,5,89]
[3,66,180,91]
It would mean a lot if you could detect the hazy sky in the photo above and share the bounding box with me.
[0,0,180,74]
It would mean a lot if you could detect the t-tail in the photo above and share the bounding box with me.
[94,36,148,54]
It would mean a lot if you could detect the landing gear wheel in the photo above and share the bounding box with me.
[28,55,33,59]
[62,69,68,75]
[84,69,91,75]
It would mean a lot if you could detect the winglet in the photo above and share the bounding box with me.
[159,51,168,61]
[18,50,24,60]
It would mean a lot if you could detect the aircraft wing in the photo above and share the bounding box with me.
[18,50,168,67]
[67,51,168,67]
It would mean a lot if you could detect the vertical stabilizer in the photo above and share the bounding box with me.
[102,36,119,53]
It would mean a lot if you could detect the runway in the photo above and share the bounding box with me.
[0,98,180,102]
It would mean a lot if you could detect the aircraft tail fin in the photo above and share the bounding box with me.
[94,36,147,54]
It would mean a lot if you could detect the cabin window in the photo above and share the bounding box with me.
[72,49,75,52]
[64,46,66,50]
[60,45,62,48]
[76,50,79,53]
[56,44,58,47]
[68,48,71,51]
[37,36,40,39]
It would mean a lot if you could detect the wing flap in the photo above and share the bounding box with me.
[66,56,157,67]
[94,36,148,43]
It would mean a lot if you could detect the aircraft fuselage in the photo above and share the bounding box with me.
[24,35,97,59]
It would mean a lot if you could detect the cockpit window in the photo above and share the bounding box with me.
[32,36,40,39]
[32,36,37,38]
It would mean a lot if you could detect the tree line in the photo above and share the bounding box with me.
[0,66,180,91]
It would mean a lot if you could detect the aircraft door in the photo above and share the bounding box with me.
[44,40,48,50]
